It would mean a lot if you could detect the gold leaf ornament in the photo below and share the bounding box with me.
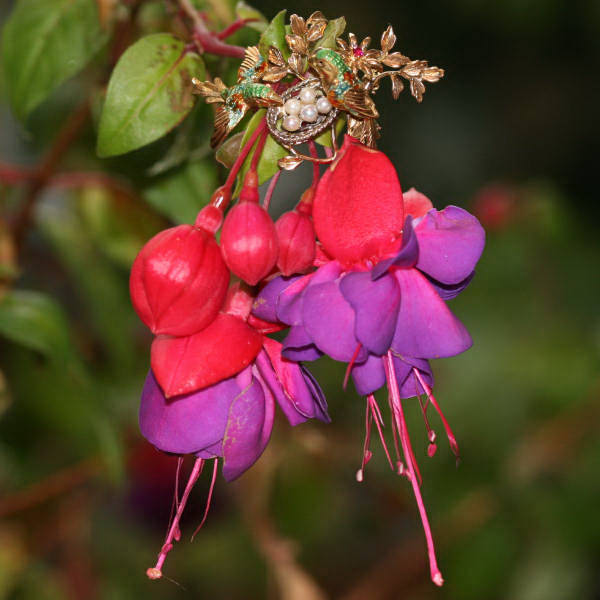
[380,25,396,53]
[278,155,304,170]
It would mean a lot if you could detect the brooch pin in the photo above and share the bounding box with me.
[192,12,444,168]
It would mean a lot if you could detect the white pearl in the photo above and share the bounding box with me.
[300,104,318,123]
[284,98,302,116]
[283,115,301,132]
[316,96,332,114]
[299,87,317,104]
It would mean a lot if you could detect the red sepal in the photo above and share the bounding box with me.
[312,136,404,265]
[151,313,263,397]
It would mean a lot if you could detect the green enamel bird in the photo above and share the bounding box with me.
[193,46,283,148]
[310,48,378,120]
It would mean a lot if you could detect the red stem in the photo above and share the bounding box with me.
[0,163,35,184]
[250,130,268,173]
[223,119,267,191]
[217,18,258,40]
[262,170,281,210]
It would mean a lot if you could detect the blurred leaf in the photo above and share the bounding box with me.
[97,34,205,157]
[79,186,162,268]
[215,131,243,168]
[0,290,72,360]
[39,198,135,372]
[94,417,125,484]
[233,109,286,196]
[258,10,289,60]
[1,0,107,120]
[235,1,268,33]
[317,17,346,50]
[144,159,218,224]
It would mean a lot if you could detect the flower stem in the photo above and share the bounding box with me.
[223,118,267,192]
[262,170,281,210]
[147,457,204,580]
[217,18,258,40]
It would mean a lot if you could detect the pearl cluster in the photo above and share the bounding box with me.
[281,87,332,132]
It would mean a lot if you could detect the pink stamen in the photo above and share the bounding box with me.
[343,343,363,390]
[146,457,205,580]
[368,394,395,471]
[413,368,460,460]
[191,458,219,540]
[418,393,438,458]
[356,398,373,482]
[385,353,444,587]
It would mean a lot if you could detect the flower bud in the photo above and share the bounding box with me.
[130,225,229,336]
[313,135,404,265]
[220,202,278,286]
[275,210,316,275]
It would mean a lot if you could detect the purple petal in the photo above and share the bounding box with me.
[300,366,331,423]
[282,325,322,361]
[351,353,386,395]
[340,271,400,355]
[415,206,485,285]
[278,261,342,325]
[255,351,329,425]
[139,370,237,455]
[371,216,419,279]
[302,279,367,362]
[253,276,300,322]
[425,271,475,300]
[196,440,223,459]
[222,376,274,481]
[392,269,473,359]
[392,355,434,399]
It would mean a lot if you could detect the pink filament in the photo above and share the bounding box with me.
[191,458,219,540]
[343,343,363,390]
[368,394,395,471]
[385,353,444,587]
[147,457,205,580]
[413,368,460,459]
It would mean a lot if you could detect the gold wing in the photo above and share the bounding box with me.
[237,46,263,81]
[343,88,379,120]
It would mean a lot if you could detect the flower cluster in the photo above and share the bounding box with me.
[131,131,484,583]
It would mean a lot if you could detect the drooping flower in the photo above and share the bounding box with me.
[252,138,485,586]
[140,278,329,579]
[141,337,329,579]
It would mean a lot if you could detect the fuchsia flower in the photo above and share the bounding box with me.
[253,136,485,586]
[138,281,329,579]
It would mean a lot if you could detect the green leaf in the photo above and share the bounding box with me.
[317,17,346,50]
[97,34,205,157]
[258,10,289,59]
[314,114,346,147]
[144,159,218,224]
[235,1,268,33]
[0,290,72,360]
[233,110,287,197]
[1,0,107,121]
[215,132,243,168]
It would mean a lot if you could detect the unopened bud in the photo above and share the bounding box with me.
[130,225,229,336]
[275,210,316,275]
[221,201,278,286]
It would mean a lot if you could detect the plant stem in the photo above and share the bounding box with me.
[179,0,246,58]
[11,99,90,251]
[223,119,267,191]
[217,18,258,40]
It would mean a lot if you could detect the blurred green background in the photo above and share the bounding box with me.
[1,0,599,598]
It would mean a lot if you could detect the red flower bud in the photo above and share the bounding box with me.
[221,201,278,286]
[312,135,404,265]
[275,210,316,275]
[130,225,229,336]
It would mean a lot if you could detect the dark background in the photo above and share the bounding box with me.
[0,0,599,598]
